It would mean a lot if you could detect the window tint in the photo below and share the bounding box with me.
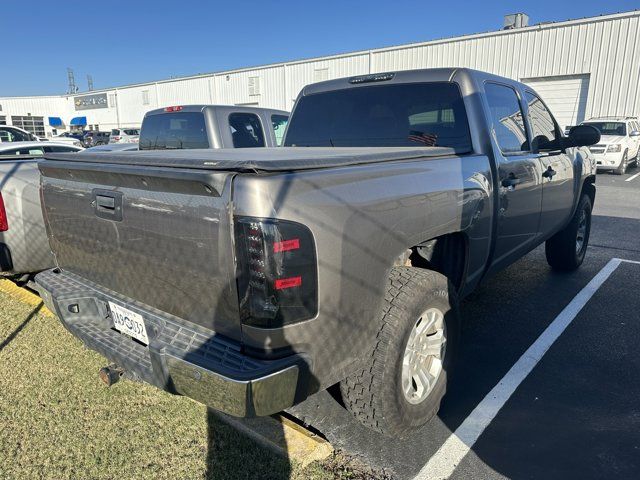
[271,114,289,146]
[284,82,471,151]
[525,92,559,150]
[111,129,121,135]
[484,83,528,153]
[44,145,81,153]
[229,113,265,148]
[124,129,140,136]
[0,147,44,156]
[139,112,209,150]
[0,127,32,142]
[581,122,627,137]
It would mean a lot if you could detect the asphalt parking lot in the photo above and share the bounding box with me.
[289,166,640,480]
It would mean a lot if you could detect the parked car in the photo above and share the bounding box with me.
[580,116,640,174]
[109,128,140,144]
[52,131,85,147]
[0,125,40,143]
[0,142,83,280]
[138,105,289,150]
[82,131,111,148]
[35,68,599,436]
[85,143,138,152]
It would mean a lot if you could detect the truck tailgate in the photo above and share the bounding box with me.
[38,159,241,340]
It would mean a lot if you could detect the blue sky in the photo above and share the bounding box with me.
[2,0,637,96]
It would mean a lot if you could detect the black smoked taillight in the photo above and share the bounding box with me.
[234,217,318,328]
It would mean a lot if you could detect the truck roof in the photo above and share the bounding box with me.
[300,67,506,96]
[144,104,289,117]
[44,146,458,173]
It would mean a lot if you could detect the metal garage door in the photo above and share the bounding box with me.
[522,75,590,131]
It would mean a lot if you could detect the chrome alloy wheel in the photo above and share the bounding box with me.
[402,308,447,405]
[576,207,587,255]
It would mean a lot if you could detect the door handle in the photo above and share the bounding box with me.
[92,189,123,221]
[96,195,116,211]
[501,173,522,189]
[542,166,557,179]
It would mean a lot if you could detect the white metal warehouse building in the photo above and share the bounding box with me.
[1,10,638,137]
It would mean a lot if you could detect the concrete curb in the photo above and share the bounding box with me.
[0,279,53,315]
[0,278,333,467]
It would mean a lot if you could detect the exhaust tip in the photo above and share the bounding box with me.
[99,364,124,387]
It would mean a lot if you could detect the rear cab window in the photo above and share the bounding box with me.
[229,113,265,148]
[283,82,472,151]
[139,112,209,150]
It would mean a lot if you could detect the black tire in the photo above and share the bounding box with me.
[614,151,628,175]
[340,267,460,437]
[545,194,592,271]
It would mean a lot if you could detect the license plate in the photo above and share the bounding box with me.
[109,302,149,345]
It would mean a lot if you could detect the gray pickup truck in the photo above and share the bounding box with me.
[0,142,84,280]
[139,105,290,149]
[35,68,599,436]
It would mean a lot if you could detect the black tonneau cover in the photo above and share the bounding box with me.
[43,146,458,173]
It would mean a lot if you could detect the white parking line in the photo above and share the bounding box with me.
[414,258,626,480]
[625,171,640,182]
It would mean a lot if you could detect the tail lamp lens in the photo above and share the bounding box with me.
[0,193,7,232]
[235,217,318,328]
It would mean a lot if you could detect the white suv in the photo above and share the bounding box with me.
[109,128,140,144]
[581,117,640,175]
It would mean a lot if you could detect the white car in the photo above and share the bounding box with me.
[0,141,84,156]
[581,117,640,175]
[51,132,84,148]
[0,125,40,143]
[109,128,140,144]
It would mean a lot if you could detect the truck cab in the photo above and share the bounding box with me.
[138,105,289,150]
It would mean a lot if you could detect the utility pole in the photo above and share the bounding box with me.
[87,75,94,91]
[67,68,78,94]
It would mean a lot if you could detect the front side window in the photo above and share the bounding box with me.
[283,82,472,151]
[525,92,559,150]
[229,113,265,148]
[271,114,289,146]
[139,113,209,150]
[485,83,529,153]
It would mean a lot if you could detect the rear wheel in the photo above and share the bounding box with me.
[614,151,628,175]
[340,267,460,437]
[545,194,592,271]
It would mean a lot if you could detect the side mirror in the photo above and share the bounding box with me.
[629,130,640,137]
[567,124,600,147]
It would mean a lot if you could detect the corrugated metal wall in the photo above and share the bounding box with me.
[1,10,638,134]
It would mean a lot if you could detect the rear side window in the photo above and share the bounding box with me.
[271,114,289,146]
[525,92,559,150]
[0,147,44,156]
[283,82,471,151]
[485,83,529,153]
[124,129,140,136]
[0,127,31,142]
[111,129,121,136]
[139,112,209,150]
[229,113,265,148]
[44,146,81,153]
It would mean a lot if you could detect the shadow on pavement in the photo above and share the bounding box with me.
[0,301,42,353]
